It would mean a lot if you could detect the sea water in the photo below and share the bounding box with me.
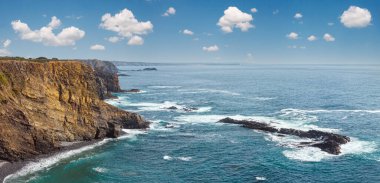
[6,64,380,182]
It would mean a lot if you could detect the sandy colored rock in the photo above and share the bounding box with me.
[0,60,148,162]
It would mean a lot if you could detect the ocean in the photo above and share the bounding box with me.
[6,64,380,182]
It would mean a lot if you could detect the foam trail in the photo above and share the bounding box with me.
[256,177,267,181]
[149,85,182,89]
[281,108,380,114]
[281,137,377,162]
[4,129,145,182]
[174,114,338,132]
[4,139,111,182]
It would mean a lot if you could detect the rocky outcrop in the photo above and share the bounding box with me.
[80,59,121,99]
[0,60,148,162]
[219,117,350,155]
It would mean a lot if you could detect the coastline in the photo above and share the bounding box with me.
[0,139,102,182]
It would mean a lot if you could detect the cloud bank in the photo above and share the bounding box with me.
[11,16,85,46]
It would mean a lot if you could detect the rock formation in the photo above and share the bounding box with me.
[219,117,350,155]
[0,60,148,162]
[80,59,121,99]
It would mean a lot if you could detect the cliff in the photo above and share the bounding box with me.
[0,60,148,162]
[80,59,121,99]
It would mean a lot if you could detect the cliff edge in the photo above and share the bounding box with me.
[0,60,148,162]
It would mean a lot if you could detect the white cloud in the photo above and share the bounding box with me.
[3,39,11,48]
[90,44,105,51]
[217,7,253,33]
[340,6,372,28]
[273,9,279,15]
[182,29,194,35]
[107,36,121,43]
[100,8,153,45]
[163,7,176,16]
[294,13,303,19]
[251,8,258,13]
[307,35,317,41]
[323,33,335,42]
[127,35,144,45]
[0,49,10,56]
[11,16,85,46]
[328,22,334,26]
[286,32,298,40]
[202,45,219,52]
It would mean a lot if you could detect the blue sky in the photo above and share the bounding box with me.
[0,0,379,64]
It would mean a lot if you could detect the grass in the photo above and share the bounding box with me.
[0,72,8,86]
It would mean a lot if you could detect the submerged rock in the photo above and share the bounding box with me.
[124,89,142,93]
[218,117,350,155]
[167,106,178,110]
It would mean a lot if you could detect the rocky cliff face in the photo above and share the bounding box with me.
[0,60,148,162]
[80,59,121,99]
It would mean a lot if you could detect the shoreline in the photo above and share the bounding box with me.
[0,139,102,182]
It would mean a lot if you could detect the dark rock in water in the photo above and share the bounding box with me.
[219,117,278,133]
[125,89,141,93]
[312,140,342,155]
[218,117,350,155]
[167,106,178,110]
[143,68,157,71]
[118,74,130,77]
[183,107,198,112]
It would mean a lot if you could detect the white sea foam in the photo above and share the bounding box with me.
[93,167,108,173]
[148,121,179,132]
[149,85,182,89]
[256,176,267,181]
[251,97,277,101]
[4,139,111,182]
[280,137,377,162]
[281,108,380,114]
[163,155,173,160]
[177,157,192,161]
[4,129,145,182]
[178,88,240,96]
[283,147,333,162]
[174,114,338,132]
[163,155,192,161]
[123,101,212,113]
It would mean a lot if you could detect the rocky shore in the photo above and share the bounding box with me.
[0,59,149,180]
[219,117,350,155]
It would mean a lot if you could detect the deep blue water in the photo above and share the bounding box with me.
[7,65,380,182]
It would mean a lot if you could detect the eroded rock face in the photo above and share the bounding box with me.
[0,60,148,161]
[80,59,121,99]
[219,117,350,155]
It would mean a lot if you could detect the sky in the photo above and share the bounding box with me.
[0,0,379,64]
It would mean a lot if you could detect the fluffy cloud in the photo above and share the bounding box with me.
[163,7,176,16]
[182,29,194,35]
[3,39,11,48]
[294,13,303,19]
[107,36,121,43]
[340,6,372,28]
[202,45,219,52]
[307,35,317,41]
[0,39,12,56]
[251,8,258,13]
[100,8,153,46]
[128,35,144,45]
[11,16,85,46]
[323,33,335,42]
[286,32,298,40]
[90,44,105,50]
[217,7,253,33]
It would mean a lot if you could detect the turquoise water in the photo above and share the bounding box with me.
[7,65,380,182]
